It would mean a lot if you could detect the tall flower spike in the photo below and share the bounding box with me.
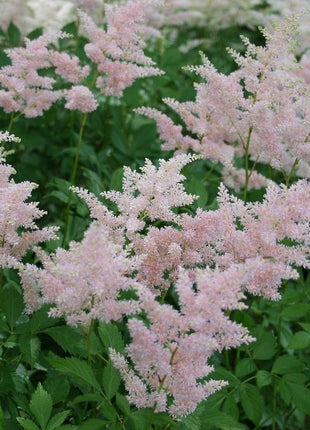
[78,0,163,97]
[0,32,94,117]
[138,15,310,187]
[0,132,58,269]
[102,153,199,234]
[20,222,140,323]
[111,269,252,419]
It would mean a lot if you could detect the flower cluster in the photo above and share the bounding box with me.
[20,152,310,417]
[0,32,95,117]
[0,132,58,270]
[79,0,163,97]
[137,16,310,190]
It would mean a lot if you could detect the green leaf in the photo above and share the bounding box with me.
[78,419,110,430]
[281,304,310,319]
[19,334,41,365]
[279,377,291,405]
[252,331,276,360]
[71,394,102,404]
[256,370,272,388]
[17,418,40,430]
[235,358,256,378]
[100,402,118,421]
[299,322,310,333]
[49,358,102,393]
[44,376,70,404]
[202,410,246,430]
[128,410,157,430]
[210,367,239,386]
[272,355,304,375]
[29,306,60,333]
[181,412,201,430]
[2,283,24,330]
[7,21,21,46]
[239,383,264,425]
[46,411,70,430]
[110,167,123,191]
[221,396,239,420]
[287,331,310,349]
[43,326,86,356]
[98,323,125,354]
[30,384,53,430]
[116,394,130,416]
[102,361,121,400]
[287,382,310,414]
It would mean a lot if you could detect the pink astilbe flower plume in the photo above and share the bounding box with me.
[111,268,253,418]
[18,152,310,418]
[20,222,140,324]
[137,15,310,189]
[78,0,163,97]
[0,132,58,270]
[0,31,96,117]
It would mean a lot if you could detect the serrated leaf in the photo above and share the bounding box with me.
[17,418,40,430]
[287,331,310,349]
[282,304,310,319]
[210,367,239,386]
[256,370,272,388]
[128,410,156,430]
[235,358,256,378]
[221,396,239,420]
[287,382,310,414]
[49,358,103,393]
[46,411,70,430]
[44,376,70,404]
[78,419,110,430]
[30,384,53,430]
[272,355,304,375]
[19,334,41,365]
[71,394,102,404]
[181,412,201,430]
[29,306,60,333]
[252,331,276,360]
[2,283,24,330]
[279,377,291,405]
[43,326,86,356]
[102,361,121,400]
[7,21,21,46]
[98,323,125,354]
[202,410,246,430]
[299,322,310,332]
[100,401,118,421]
[116,394,130,416]
[239,383,264,425]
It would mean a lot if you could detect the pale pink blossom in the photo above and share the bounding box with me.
[0,32,91,117]
[64,85,98,112]
[0,135,58,270]
[20,222,139,323]
[78,1,163,97]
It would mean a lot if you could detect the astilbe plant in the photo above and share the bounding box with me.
[0,31,95,117]
[0,131,58,270]
[0,0,163,119]
[19,153,310,418]
[78,0,163,97]
[137,16,310,193]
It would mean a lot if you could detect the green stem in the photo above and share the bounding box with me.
[272,378,278,430]
[7,113,22,133]
[87,318,94,366]
[61,113,88,247]
[243,126,253,202]
[285,158,299,186]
